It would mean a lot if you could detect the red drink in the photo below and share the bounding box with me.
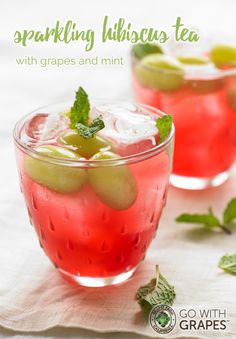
[132,45,236,189]
[14,101,174,286]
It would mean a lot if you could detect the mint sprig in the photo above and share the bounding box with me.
[68,87,105,139]
[176,197,236,234]
[69,87,90,128]
[136,265,176,314]
[76,115,105,139]
[218,254,236,275]
[176,208,221,228]
[223,198,236,225]
[156,115,173,144]
[132,43,163,60]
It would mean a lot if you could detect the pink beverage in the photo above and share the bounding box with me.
[14,101,174,287]
[132,44,236,189]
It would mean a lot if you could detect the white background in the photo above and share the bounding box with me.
[1,0,236,338]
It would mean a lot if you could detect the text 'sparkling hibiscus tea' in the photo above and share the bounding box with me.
[14,89,174,286]
[132,43,236,189]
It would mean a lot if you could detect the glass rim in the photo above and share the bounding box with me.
[131,52,236,79]
[13,101,175,167]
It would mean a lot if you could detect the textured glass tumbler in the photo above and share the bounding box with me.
[132,54,236,189]
[14,102,174,287]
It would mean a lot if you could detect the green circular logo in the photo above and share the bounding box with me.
[149,305,176,334]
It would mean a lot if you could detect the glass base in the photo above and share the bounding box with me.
[58,264,140,287]
[170,170,230,190]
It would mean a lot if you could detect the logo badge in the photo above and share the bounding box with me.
[149,304,176,334]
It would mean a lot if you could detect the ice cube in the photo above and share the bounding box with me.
[23,112,68,146]
[25,114,48,141]
[39,112,68,142]
[184,62,220,79]
[91,103,158,146]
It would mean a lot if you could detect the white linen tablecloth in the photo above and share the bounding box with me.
[1,0,236,338]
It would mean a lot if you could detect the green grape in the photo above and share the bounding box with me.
[134,54,184,91]
[177,55,210,65]
[25,145,87,193]
[227,84,236,111]
[59,130,111,158]
[210,44,236,67]
[88,151,137,210]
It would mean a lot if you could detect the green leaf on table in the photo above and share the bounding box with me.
[156,115,173,144]
[176,207,221,228]
[223,198,236,225]
[68,87,90,128]
[175,198,236,234]
[132,43,163,60]
[136,265,176,314]
[218,254,236,275]
[76,115,105,139]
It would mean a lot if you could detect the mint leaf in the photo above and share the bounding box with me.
[223,198,236,225]
[156,115,173,144]
[175,196,236,235]
[76,116,105,139]
[176,207,221,228]
[136,265,176,314]
[133,43,163,60]
[69,87,90,129]
[218,254,236,275]
[68,87,105,139]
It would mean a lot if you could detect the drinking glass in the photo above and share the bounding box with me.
[14,102,174,286]
[132,50,236,189]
